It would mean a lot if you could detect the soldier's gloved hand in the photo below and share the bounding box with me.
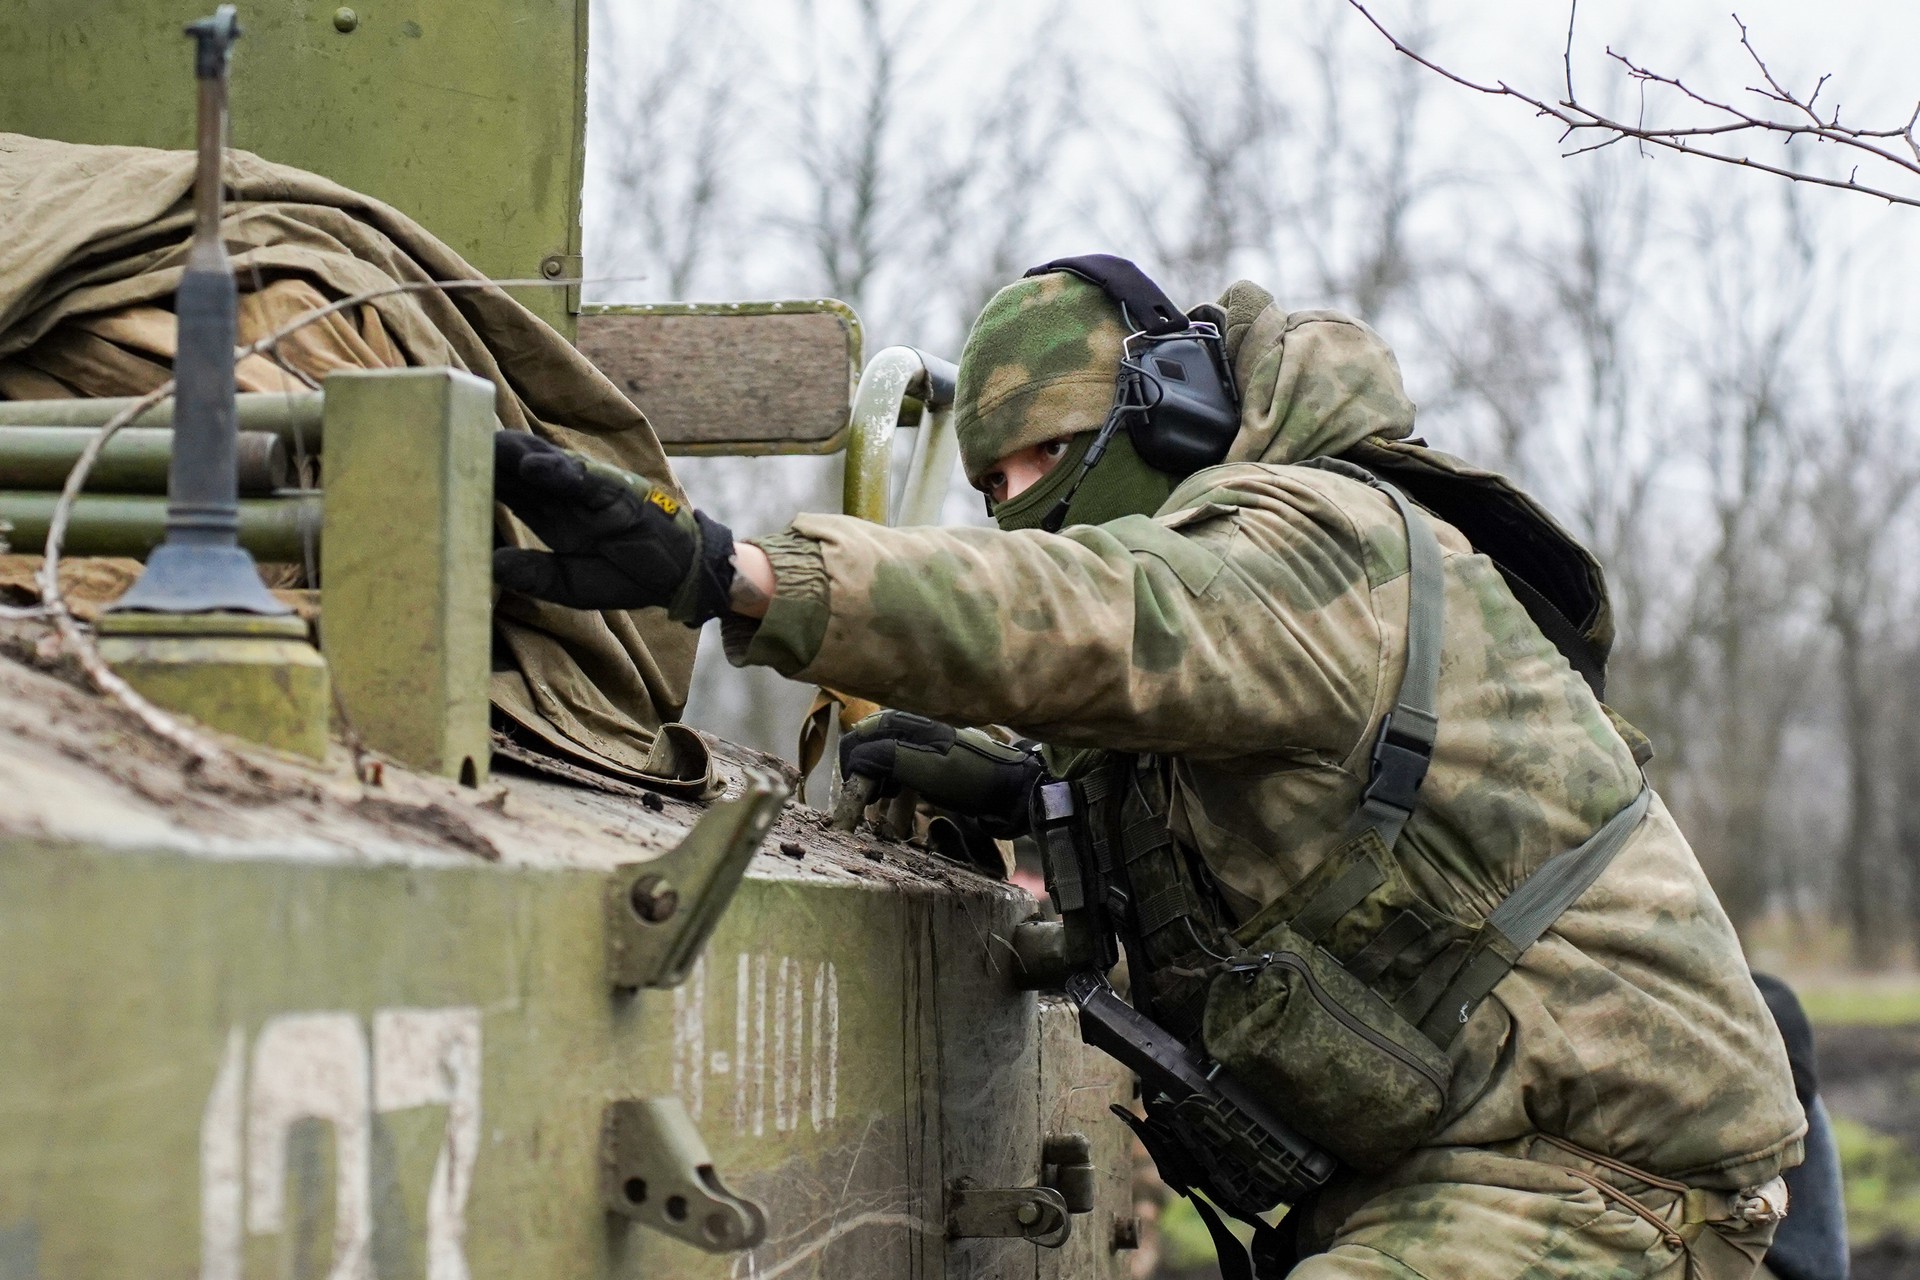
[491,432,735,623]
[838,711,1046,837]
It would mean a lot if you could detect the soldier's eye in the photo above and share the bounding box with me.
[982,471,1005,494]
[1040,439,1069,459]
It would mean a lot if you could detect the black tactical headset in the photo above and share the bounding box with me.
[1020,254,1241,531]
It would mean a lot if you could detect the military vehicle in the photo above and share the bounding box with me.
[0,4,1138,1277]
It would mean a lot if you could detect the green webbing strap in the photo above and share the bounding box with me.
[1134,881,1207,937]
[1394,940,1468,1026]
[1290,850,1387,943]
[1419,783,1653,1046]
[1345,909,1430,985]
[1288,476,1444,947]
[1349,482,1445,850]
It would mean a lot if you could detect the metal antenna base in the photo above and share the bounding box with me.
[108,543,291,615]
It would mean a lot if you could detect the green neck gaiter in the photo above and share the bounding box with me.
[992,428,1177,532]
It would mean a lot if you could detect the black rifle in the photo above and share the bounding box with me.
[1025,778,1335,1215]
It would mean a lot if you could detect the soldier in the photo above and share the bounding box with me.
[491,257,1805,1278]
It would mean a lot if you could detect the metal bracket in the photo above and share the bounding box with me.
[539,252,584,315]
[605,768,787,989]
[946,1179,1072,1249]
[601,1097,767,1252]
[1042,1132,1096,1214]
[1008,918,1075,991]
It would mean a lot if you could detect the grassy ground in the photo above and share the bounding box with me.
[1809,1016,1920,1276]
[1795,979,1920,1027]
[1830,1114,1920,1244]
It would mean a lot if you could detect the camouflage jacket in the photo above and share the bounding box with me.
[723,293,1804,1191]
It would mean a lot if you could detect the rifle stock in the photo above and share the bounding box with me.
[1027,776,1334,1211]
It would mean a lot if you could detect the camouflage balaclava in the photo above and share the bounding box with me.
[952,272,1176,531]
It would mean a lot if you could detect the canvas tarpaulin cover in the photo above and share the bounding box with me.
[0,133,711,792]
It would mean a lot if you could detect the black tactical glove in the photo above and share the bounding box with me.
[492,432,735,623]
[838,711,1046,838]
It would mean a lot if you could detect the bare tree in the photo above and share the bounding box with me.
[917,5,1089,349]
[1349,1,1920,210]
[587,0,742,299]
[1111,0,1443,329]
[787,0,908,315]
[1656,188,1826,932]
[1803,349,1920,962]
[1109,0,1285,294]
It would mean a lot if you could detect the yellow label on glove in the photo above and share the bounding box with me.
[645,489,681,517]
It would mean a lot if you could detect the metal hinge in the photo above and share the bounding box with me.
[946,1132,1096,1250]
[605,768,787,989]
[947,1181,1072,1248]
[601,1097,766,1252]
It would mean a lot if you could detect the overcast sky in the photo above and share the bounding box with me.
[586,0,1920,340]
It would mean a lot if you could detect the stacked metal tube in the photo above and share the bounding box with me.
[0,392,323,560]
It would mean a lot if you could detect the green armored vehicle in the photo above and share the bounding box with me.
[0,5,1137,1276]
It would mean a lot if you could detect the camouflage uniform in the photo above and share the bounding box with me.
[722,275,1804,1276]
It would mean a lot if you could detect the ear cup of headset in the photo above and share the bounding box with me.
[1024,254,1241,479]
[1124,333,1242,475]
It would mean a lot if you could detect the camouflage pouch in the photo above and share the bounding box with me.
[1202,829,1454,1171]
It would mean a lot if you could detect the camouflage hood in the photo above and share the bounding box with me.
[1215,279,1416,467]
[1215,280,1616,675]
[953,272,1126,487]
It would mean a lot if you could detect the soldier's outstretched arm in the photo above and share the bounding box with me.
[490,433,1397,761]
[718,472,1394,761]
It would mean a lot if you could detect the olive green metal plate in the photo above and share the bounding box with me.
[320,367,494,783]
[576,303,861,456]
[0,837,1133,1279]
[95,628,330,760]
[1,0,585,335]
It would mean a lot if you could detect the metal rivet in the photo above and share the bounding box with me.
[1014,1202,1040,1226]
[540,255,565,278]
[629,876,678,923]
[332,7,358,32]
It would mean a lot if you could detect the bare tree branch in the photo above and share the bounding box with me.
[1347,1,1920,210]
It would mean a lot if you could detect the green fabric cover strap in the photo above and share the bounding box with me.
[1420,782,1652,1046]
[1290,846,1388,943]
[1489,783,1650,948]
[1345,909,1431,986]
[1350,480,1445,849]
[1394,940,1469,1027]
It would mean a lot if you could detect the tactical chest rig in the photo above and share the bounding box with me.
[1030,464,1650,1275]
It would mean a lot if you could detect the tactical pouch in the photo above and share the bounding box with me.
[1202,854,1453,1171]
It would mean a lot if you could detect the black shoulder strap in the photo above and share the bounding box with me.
[1025,254,1187,335]
[1492,563,1607,700]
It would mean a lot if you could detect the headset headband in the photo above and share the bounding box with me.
[1023,254,1188,336]
[1012,253,1239,530]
